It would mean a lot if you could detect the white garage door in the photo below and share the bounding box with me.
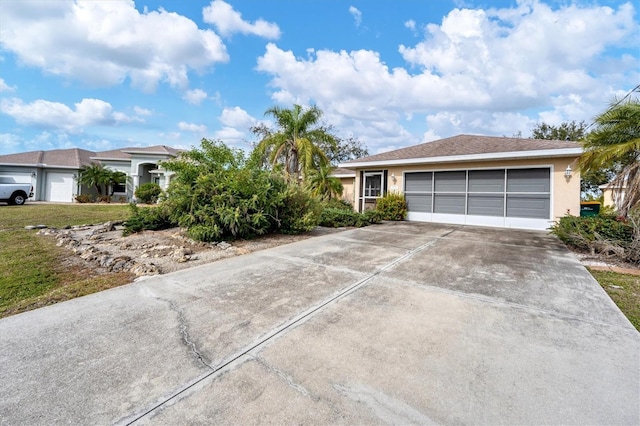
[46,172,74,202]
[404,168,552,230]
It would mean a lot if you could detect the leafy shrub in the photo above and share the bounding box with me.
[75,194,93,203]
[278,184,322,234]
[550,213,639,264]
[165,168,285,242]
[123,204,176,236]
[375,192,407,221]
[361,209,383,225]
[319,207,382,228]
[551,214,633,250]
[135,183,162,204]
[322,198,354,211]
[96,195,111,203]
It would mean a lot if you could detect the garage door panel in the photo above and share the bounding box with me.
[506,194,550,219]
[404,172,432,192]
[434,171,466,192]
[468,170,504,193]
[434,194,465,214]
[507,169,550,193]
[405,194,432,213]
[467,194,504,216]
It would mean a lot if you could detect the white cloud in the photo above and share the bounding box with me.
[0,0,228,92]
[183,89,209,105]
[0,131,76,154]
[178,121,207,134]
[0,133,22,154]
[133,106,152,116]
[256,1,637,151]
[212,127,246,145]
[0,97,134,132]
[349,6,362,27]
[0,78,15,92]
[404,19,416,32]
[159,131,182,141]
[203,0,280,39]
[219,106,256,128]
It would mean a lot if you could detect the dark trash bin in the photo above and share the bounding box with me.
[580,201,601,217]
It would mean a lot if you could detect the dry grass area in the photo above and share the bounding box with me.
[0,204,132,317]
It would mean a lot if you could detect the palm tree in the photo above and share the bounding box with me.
[306,164,343,201]
[78,163,111,195]
[253,104,337,182]
[579,99,640,216]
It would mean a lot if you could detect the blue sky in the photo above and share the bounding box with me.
[0,0,638,156]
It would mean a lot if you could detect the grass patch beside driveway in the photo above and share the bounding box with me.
[590,269,640,331]
[0,204,132,317]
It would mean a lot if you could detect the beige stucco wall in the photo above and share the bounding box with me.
[602,188,614,207]
[351,156,581,221]
[339,177,355,202]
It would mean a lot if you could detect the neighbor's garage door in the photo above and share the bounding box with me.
[45,172,74,202]
[405,168,551,230]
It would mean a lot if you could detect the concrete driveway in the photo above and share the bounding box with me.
[1,222,638,425]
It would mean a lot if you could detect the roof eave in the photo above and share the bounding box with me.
[120,150,176,156]
[340,148,583,169]
[90,157,131,162]
[0,162,81,169]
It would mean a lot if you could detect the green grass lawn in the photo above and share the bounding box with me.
[0,203,132,317]
[590,269,640,331]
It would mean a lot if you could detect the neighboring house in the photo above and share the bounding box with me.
[599,183,626,211]
[0,145,181,203]
[340,134,582,230]
[331,167,356,203]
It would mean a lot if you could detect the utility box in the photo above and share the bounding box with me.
[580,201,601,217]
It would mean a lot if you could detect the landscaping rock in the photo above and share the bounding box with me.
[36,222,315,278]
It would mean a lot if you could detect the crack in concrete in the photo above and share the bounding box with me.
[161,297,213,370]
[251,355,315,399]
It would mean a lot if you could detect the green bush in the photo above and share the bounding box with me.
[322,198,354,211]
[319,207,382,228]
[361,209,383,225]
[135,182,162,204]
[278,184,322,234]
[375,192,407,221]
[550,214,633,251]
[123,204,176,236]
[165,168,286,242]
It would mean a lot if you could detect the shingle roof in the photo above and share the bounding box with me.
[0,148,95,168]
[331,167,356,177]
[344,134,582,165]
[1,145,181,167]
[92,148,131,160]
